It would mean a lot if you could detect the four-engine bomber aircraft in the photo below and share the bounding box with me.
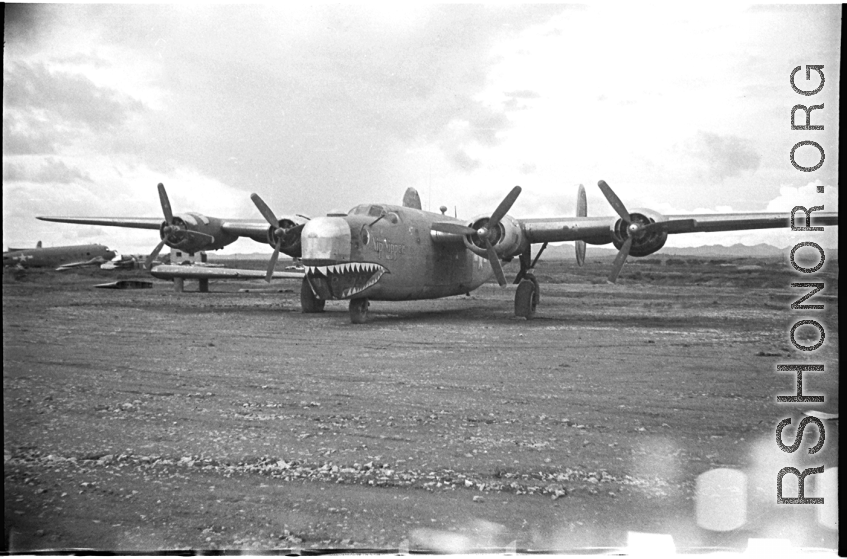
[38,182,838,323]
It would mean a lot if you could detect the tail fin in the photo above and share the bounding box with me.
[402,188,422,210]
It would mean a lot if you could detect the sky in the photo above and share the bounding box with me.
[3,4,840,255]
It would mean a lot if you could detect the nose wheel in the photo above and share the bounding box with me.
[301,277,326,313]
[349,298,370,324]
[514,273,540,319]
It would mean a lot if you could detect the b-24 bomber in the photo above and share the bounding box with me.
[39,181,838,323]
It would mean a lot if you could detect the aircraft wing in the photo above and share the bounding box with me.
[37,217,164,230]
[217,219,274,239]
[36,216,272,238]
[55,257,110,271]
[519,212,839,244]
[149,264,304,281]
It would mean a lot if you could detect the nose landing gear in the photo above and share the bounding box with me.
[301,277,326,313]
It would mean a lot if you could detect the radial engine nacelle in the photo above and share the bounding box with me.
[609,208,668,257]
[160,212,237,253]
[265,218,304,258]
[463,214,528,260]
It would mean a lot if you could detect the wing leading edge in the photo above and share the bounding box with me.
[519,212,839,245]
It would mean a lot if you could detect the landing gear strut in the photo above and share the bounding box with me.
[513,243,547,319]
[515,273,540,319]
[301,277,325,313]
[349,298,369,324]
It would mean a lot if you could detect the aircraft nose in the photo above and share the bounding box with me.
[301,217,351,264]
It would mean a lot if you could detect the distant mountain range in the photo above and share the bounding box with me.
[210,243,837,261]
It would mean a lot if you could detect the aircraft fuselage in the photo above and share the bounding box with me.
[2,244,115,268]
[301,204,493,301]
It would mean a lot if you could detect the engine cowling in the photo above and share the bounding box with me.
[160,212,238,253]
[608,208,668,257]
[266,218,304,258]
[463,214,528,260]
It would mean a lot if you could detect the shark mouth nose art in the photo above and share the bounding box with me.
[306,262,387,299]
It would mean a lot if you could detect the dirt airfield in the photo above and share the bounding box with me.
[3,254,839,553]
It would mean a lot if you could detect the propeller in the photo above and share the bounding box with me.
[146,183,214,270]
[575,184,587,267]
[597,180,697,283]
[430,222,476,236]
[251,193,304,282]
[431,186,521,287]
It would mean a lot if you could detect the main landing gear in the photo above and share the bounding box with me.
[515,273,540,319]
[300,277,326,313]
[513,242,548,320]
[349,298,369,324]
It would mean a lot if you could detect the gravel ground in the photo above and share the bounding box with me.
[3,257,839,552]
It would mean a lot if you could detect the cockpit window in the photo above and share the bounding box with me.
[348,205,402,224]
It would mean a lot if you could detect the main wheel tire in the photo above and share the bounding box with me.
[515,278,538,319]
[524,272,540,306]
[349,298,369,324]
[301,277,326,313]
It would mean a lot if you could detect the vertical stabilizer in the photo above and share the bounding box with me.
[402,188,422,210]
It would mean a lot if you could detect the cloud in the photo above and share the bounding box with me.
[3,61,146,156]
[502,90,541,112]
[4,61,145,130]
[3,4,43,44]
[0,4,562,217]
[3,5,839,253]
[3,158,92,184]
[764,180,838,214]
[504,90,540,99]
[2,114,58,155]
[451,150,482,172]
[688,131,762,181]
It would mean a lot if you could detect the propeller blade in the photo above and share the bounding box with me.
[488,186,522,228]
[265,239,282,282]
[157,183,174,225]
[575,240,586,266]
[608,236,633,283]
[597,180,630,224]
[146,239,167,271]
[250,193,279,227]
[431,222,476,236]
[483,238,507,287]
[576,184,587,217]
[575,184,587,266]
